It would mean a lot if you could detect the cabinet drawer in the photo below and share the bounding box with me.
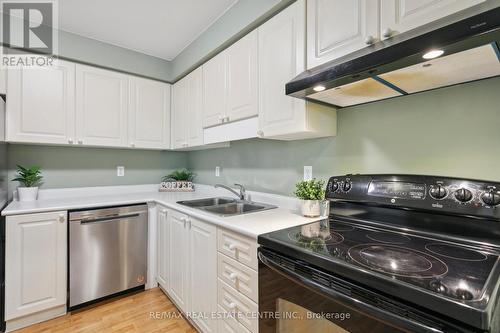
[218,228,258,270]
[218,279,258,333]
[217,305,252,333]
[218,253,258,303]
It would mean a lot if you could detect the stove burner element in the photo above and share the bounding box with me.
[425,243,488,262]
[348,244,448,278]
[366,232,411,244]
[329,222,355,232]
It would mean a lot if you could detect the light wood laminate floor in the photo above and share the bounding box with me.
[15,288,197,333]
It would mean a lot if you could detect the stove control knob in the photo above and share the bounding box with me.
[481,190,500,206]
[343,181,352,192]
[330,181,339,192]
[454,188,473,203]
[429,185,447,200]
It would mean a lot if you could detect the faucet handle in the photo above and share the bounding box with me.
[234,183,246,200]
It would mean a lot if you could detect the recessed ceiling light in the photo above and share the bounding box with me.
[422,49,444,60]
[313,85,326,92]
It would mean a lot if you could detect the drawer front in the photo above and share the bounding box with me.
[218,253,258,303]
[217,305,252,333]
[218,228,258,270]
[218,279,258,333]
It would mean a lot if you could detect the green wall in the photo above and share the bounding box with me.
[187,77,500,196]
[8,145,187,195]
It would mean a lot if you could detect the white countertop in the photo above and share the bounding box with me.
[2,184,324,239]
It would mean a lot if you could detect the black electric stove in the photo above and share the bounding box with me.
[258,175,500,333]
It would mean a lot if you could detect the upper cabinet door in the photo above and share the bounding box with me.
[307,0,379,69]
[76,64,128,147]
[187,67,204,147]
[226,30,259,122]
[202,52,227,128]
[6,60,75,144]
[259,0,307,138]
[129,77,171,149]
[380,0,486,38]
[172,77,188,149]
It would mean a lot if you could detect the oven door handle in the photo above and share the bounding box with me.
[258,251,444,333]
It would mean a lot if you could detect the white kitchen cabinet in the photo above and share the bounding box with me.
[6,60,76,144]
[380,0,486,39]
[307,0,380,69]
[76,64,128,147]
[259,0,337,140]
[156,206,169,291]
[168,210,190,313]
[5,211,67,321]
[129,77,171,149]
[189,217,218,333]
[166,210,218,332]
[202,52,227,128]
[226,30,259,122]
[171,68,204,149]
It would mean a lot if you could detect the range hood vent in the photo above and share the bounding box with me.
[286,4,500,108]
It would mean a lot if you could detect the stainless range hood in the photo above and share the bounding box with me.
[286,3,500,108]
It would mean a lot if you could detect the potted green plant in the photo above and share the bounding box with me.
[161,169,196,191]
[294,179,326,217]
[12,165,43,201]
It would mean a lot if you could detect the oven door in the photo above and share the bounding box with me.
[258,248,449,333]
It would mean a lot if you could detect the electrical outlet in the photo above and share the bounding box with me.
[304,166,312,181]
[215,166,221,177]
[117,166,125,177]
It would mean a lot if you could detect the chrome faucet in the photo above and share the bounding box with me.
[215,183,246,200]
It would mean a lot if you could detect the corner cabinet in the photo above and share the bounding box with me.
[258,0,337,140]
[202,30,259,129]
[75,64,129,147]
[6,60,76,145]
[129,77,171,149]
[166,209,218,333]
[172,68,204,149]
[5,211,67,321]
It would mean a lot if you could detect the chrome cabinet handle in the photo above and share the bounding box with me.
[68,138,73,144]
[228,302,237,310]
[257,130,264,137]
[229,272,238,281]
[58,213,65,223]
[228,243,237,251]
[130,142,135,147]
[78,139,83,144]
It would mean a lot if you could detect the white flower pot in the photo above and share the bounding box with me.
[18,187,39,202]
[300,199,321,217]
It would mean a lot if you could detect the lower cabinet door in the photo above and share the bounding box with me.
[157,207,170,290]
[189,217,218,333]
[168,210,190,313]
[5,211,67,320]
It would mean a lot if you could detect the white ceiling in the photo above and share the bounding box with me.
[59,0,238,61]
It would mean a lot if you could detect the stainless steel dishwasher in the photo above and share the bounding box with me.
[69,204,148,308]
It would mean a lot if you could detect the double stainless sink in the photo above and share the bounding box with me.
[177,197,277,217]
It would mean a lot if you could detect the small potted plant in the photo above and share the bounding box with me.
[161,169,196,191]
[294,178,326,217]
[12,165,43,201]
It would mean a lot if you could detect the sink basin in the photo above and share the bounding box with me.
[177,197,236,207]
[177,197,277,217]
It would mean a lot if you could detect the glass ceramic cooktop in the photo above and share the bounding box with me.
[267,219,499,301]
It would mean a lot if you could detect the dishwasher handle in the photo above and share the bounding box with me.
[79,213,141,224]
